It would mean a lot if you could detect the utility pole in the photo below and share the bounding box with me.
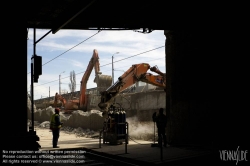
[30,85,31,98]
[112,52,119,85]
[112,56,114,85]
[59,71,65,95]
[59,74,61,95]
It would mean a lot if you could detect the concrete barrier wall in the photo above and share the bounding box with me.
[113,90,166,121]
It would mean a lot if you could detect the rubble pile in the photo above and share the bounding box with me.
[61,127,98,138]
[34,121,99,138]
[27,103,155,141]
[34,107,53,123]
[63,110,104,130]
[32,106,69,123]
[38,121,50,128]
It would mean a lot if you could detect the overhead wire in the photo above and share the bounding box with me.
[33,46,165,87]
[42,30,102,66]
[99,57,165,74]
[99,46,165,68]
[27,29,102,74]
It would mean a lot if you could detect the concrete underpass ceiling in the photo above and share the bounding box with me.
[27,0,194,33]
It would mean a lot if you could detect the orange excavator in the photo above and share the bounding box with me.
[98,63,166,114]
[53,92,66,107]
[54,49,112,113]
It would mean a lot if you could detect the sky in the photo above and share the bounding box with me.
[27,29,166,100]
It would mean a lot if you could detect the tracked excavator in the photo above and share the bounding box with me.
[97,63,166,144]
[98,63,166,115]
[54,49,112,113]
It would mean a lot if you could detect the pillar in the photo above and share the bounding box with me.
[2,25,40,151]
[165,29,214,146]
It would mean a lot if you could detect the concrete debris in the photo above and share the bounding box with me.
[27,120,40,128]
[27,94,37,112]
[34,121,99,138]
[39,121,50,128]
[27,103,155,141]
[63,109,104,130]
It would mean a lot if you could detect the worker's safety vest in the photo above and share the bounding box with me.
[50,114,61,129]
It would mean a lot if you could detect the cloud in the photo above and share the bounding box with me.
[27,29,166,100]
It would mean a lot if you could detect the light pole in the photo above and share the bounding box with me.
[59,71,65,95]
[112,52,119,85]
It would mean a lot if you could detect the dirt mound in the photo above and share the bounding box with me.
[29,106,155,141]
[64,110,105,130]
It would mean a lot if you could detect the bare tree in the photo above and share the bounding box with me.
[68,70,76,93]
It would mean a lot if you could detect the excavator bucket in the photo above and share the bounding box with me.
[94,74,112,92]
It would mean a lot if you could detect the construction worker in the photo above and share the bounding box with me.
[152,108,167,147]
[50,108,63,148]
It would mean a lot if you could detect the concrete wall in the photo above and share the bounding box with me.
[34,89,94,109]
[113,90,166,121]
[34,90,166,117]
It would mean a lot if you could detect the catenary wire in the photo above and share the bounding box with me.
[27,30,102,74]
[31,56,165,99]
[99,46,165,68]
[33,47,165,87]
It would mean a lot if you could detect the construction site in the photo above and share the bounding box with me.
[3,1,247,165]
[31,88,166,139]
[30,50,167,143]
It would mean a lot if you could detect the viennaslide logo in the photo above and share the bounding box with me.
[219,146,248,165]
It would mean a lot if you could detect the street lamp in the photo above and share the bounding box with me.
[59,71,65,95]
[112,52,119,85]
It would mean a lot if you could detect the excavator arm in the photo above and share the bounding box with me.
[61,49,112,112]
[140,73,165,88]
[79,49,112,110]
[98,63,166,112]
[79,49,100,110]
[147,65,166,90]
